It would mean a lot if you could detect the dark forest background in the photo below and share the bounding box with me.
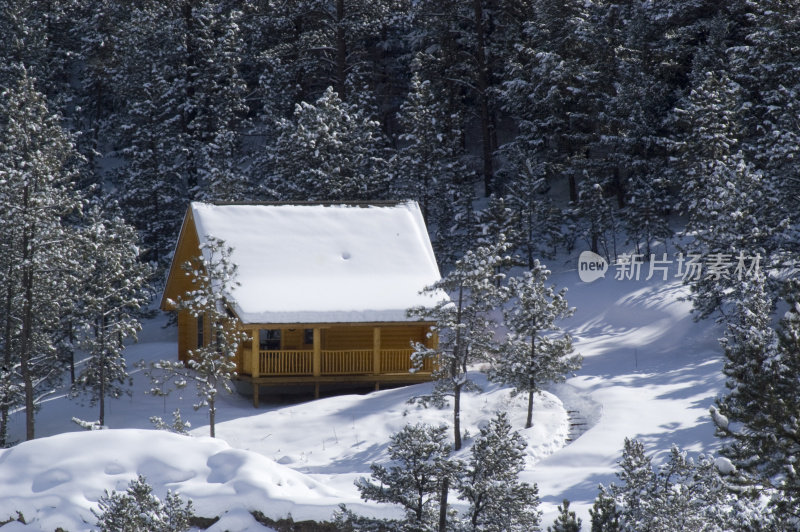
[1,0,797,281]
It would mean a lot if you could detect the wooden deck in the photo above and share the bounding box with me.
[238,348,433,406]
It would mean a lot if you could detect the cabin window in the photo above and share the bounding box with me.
[304,328,314,345]
[196,315,204,348]
[259,329,281,350]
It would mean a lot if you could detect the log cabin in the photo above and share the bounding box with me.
[160,201,445,406]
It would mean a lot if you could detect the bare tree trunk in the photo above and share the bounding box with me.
[99,316,106,426]
[209,395,216,438]
[20,182,36,441]
[182,0,198,193]
[472,0,495,197]
[453,382,462,451]
[335,0,347,99]
[526,337,536,429]
[526,389,535,429]
[20,256,35,441]
[438,476,449,532]
[453,284,465,451]
[68,320,75,384]
[1,260,16,446]
[569,173,578,203]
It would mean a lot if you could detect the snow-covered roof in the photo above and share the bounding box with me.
[188,201,444,324]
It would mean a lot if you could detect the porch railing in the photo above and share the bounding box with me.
[321,349,373,375]
[259,350,313,375]
[255,348,427,376]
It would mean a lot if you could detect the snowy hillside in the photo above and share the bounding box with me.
[0,261,726,530]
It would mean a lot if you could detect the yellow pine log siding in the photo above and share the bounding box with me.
[162,208,205,363]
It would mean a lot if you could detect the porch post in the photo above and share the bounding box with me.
[312,328,321,377]
[251,328,260,378]
[373,326,381,375]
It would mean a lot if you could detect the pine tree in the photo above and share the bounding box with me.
[549,499,582,532]
[110,0,249,267]
[714,276,800,518]
[501,156,568,265]
[394,68,479,265]
[108,1,189,268]
[268,87,393,201]
[670,69,783,319]
[457,412,541,532]
[353,423,454,529]
[182,0,249,202]
[598,438,743,531]
[0,66,84,441]
[408,241,510,450]
[498,0,602,205]
[71,203,152,426]
[410,0,535,196]
[730,0,800,296]
[613,438,655,530]
[251,0,401,102]
[93,474,194,532]
[394,71,472,225]
[166,236,247,438]
[597,2,673,258]
[589,486,620,532]
[572,174,619,261]
[490,262,580,429]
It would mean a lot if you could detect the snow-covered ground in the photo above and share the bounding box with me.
[0,257,726,531]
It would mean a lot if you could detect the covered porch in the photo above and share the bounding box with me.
[237,323,436,406]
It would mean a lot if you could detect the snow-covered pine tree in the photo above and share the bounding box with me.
[182,0,249,202]
[475,196,520,251]
[491,261,580,429]
[168,236,246,438]
[548,499,581,532]
[670,69,782,320]
[93,474,194,532]
[596,2,673,258]
[730,0,800,296]
[351,423,454,529]
[71,204,152,426]
[268,87,393,201]
[714,275,800,519]
[573,174,619,261]
[711,274,777,495]
[410,0,534,197]
[394,70,472,223]
[111,0,249,267]
[393,68,479,265]
[497,0,601,206]
[149,408,191,435]
[597,438,742,531]
[611,438,655,530]
[408,240,510,450]
[109,2,189,269]
[457,412,541,532]
[501,153,569,265]
[251,0,401,103]
[588,486,620,532]
[0,66,84,441]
